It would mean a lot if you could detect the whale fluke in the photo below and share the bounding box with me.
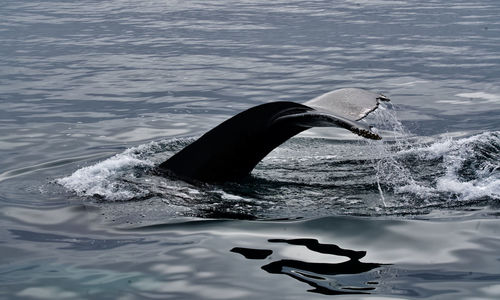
[158,88,389,182]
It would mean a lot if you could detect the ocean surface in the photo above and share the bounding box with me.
[1,0,500,299]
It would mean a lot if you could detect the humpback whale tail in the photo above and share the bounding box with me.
[158,88,389,182]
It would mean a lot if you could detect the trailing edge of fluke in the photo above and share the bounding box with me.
[158,88,390,183]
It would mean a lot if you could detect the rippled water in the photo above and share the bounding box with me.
[1,0,500,299]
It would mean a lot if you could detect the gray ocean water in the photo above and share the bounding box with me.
[1,0,500,299]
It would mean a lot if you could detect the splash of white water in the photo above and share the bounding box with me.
[56,143,157,201]
[369,104,499,204]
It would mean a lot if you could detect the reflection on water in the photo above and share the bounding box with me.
[9,229,155,251]
[2,205,500,299]
[232,238,383,295]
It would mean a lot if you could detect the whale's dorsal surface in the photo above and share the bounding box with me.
[158,88,389,182]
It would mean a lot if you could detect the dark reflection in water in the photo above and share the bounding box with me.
[230,247,273,260]
[231,238,383,295]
